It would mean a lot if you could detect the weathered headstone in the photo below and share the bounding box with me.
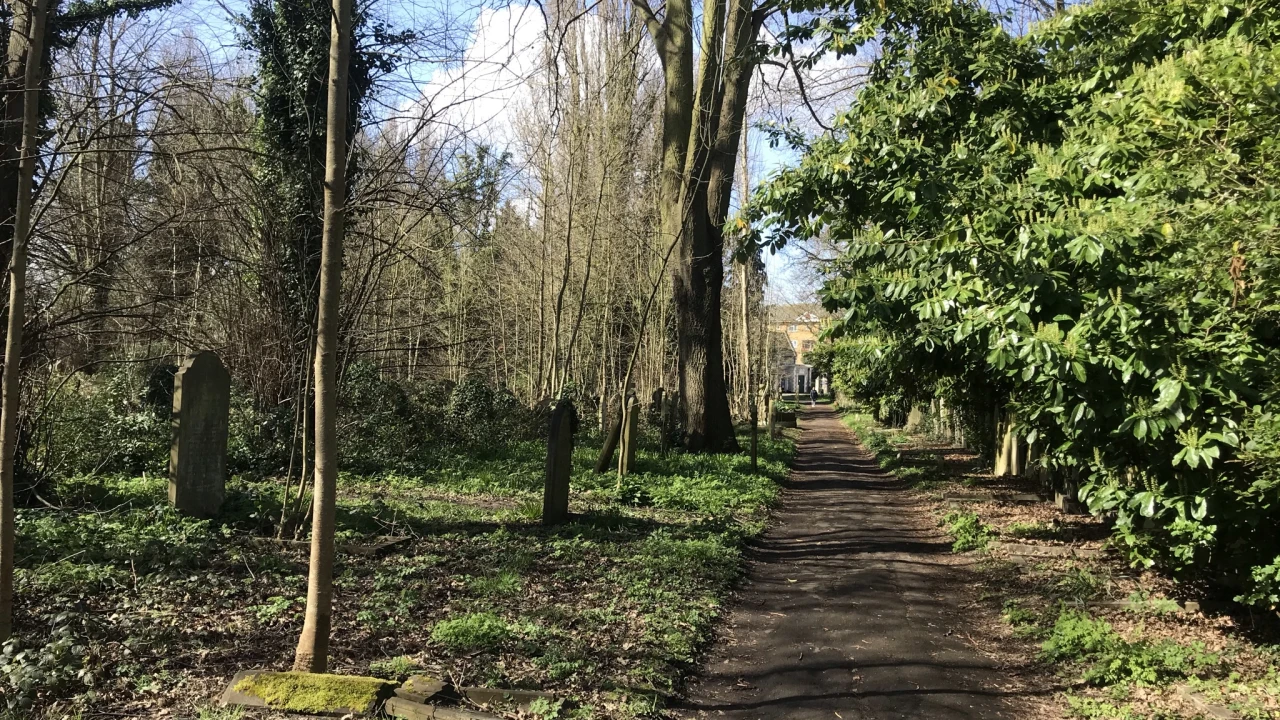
[619,394,639,476]
[542,399,575,526]
[169,350,230,518]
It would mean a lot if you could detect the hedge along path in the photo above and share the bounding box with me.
[677,405,1035,719]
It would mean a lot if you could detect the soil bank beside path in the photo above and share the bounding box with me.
[675,405,1039,720]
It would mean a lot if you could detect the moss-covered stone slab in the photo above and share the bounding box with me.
[220,670,391,716]
[384,696,501,720]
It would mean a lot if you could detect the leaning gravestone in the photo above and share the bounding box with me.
[542,399,575,526]
[169,351,230,518]
[619,394,639,476]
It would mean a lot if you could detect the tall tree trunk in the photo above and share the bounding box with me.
[635,0,762,452]
[293,0,351,673]
[0,0,50,643]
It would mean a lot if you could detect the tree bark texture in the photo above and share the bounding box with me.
[0,0,50,643]
[293,0,351,673]
[634,0,763,452]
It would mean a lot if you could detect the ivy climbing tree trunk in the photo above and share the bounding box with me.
[0,0,50,643]
[292,0,351,673]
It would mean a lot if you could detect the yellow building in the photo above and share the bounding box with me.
[768,304,829,395]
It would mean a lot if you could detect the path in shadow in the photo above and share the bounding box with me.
[675,405,1038,720]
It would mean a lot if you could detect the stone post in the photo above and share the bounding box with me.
[765,392,776,438]
[169,351,231,518]
[619,394,639,476]
[659,392,671,456]
[542,399,575,526]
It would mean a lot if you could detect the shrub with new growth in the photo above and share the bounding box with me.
[941,510,993,552]
[430,612,511,652]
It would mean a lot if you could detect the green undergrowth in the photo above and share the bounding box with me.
[1039,610,1221,687]
[840,413,907,470]
[940,510,994,552]
[5,427,795,718]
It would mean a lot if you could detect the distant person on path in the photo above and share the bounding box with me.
[809,387,817,406]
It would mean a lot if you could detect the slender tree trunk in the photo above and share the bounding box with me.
[564,171,606,381]
[293,0,351,672]
[549,159,575,396]
[739,259,751,414]
[0,0,50,643]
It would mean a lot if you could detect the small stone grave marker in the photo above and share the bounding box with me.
[542,399,575,526]
[169,350,230,518]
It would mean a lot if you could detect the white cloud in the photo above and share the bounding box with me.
[416,4,547,152]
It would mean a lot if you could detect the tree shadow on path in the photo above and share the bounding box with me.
[674,405,1048,720]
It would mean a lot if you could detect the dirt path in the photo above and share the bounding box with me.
[676,405,1032,719]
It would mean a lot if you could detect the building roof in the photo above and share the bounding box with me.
[768,303,829,325]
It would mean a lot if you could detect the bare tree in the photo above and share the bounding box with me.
[0,0,50,643]
[293,0,352,673]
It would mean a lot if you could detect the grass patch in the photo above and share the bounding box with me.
[468,569,524,598]
[1055,565,1106,602]
[368,655,420,680]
